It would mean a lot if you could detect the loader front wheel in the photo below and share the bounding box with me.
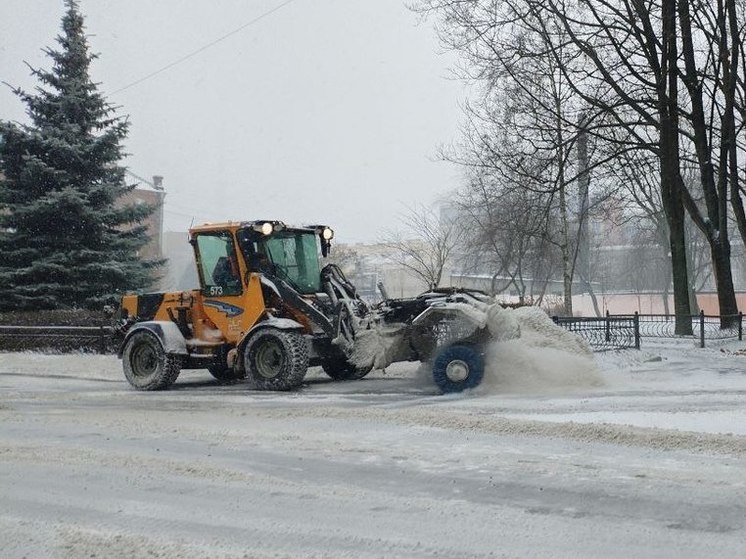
[321,357,373,381]
[122,331,182,391]
[432,344,484,394]
[244,328,308,390]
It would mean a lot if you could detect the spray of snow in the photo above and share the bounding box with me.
[351,302,601,394]
[478,341,603,394]
[478,305,602,394]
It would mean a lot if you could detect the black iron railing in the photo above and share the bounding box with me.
[0,325,114,353]
[553,311,743,350]
[553,314,640,351]
[0,310,742,354]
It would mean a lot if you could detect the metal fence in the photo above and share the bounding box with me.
[1,310,743,354]
[553,314,640,351]
[0,325,114,353]
[553,311,744,351]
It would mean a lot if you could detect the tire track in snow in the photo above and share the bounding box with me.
[257,406,746,456]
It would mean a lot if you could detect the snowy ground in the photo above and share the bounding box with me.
[2,340,746,558]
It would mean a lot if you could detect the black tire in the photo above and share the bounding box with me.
[432,344,484,393]
[122,331,182,391]
[321,357,373,381]
[243,328,308,390]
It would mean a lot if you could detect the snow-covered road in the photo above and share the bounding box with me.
[1,343,746,558]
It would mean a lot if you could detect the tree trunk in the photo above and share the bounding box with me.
[667,205,693,334]
[661,0,692,335]
[558,154,573,315]
[580,275,602,317]
[677,0,738,328]
[560,196,573,316]
[662,274,671,315]
[656,228,672,315]
[685,260,699,315]
[709,239,739,325]
[576,113,591,298]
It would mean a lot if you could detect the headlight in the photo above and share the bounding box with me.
[321,227,334,240]
[260,222,273,235]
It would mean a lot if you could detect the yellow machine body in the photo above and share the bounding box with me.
[118,221,323,361]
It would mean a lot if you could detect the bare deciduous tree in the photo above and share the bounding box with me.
[415,0,746,330]
[327,244,361,276]
[380,203,462,290]
[414,0,615,314]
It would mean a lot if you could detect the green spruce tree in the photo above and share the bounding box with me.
[0,0,161,311]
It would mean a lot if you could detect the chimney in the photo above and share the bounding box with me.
[150,175,165,262]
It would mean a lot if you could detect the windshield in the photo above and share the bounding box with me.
[261,231,322,294]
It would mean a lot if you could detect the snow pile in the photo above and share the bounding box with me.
[350,325,409,370]
[352,302,489,371]
[510,306,593,356]
[480,305,602,393]
[485,303,521,341]
[448,302,490,329]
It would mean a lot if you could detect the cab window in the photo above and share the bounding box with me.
[195,233,242,296]
[263,232,322,294]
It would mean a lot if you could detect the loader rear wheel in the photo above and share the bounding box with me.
[244,328,308,390]
[432,344,484,394]
[122,331,182,391]
[321,357,373,381]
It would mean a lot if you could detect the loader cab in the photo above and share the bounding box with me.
[189,221,333,297]
[236,221,333,295]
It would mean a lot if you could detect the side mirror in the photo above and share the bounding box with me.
[317,226,334,258]
[319,235,331,258]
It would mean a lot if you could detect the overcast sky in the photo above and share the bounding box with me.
[0,0,466,243]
